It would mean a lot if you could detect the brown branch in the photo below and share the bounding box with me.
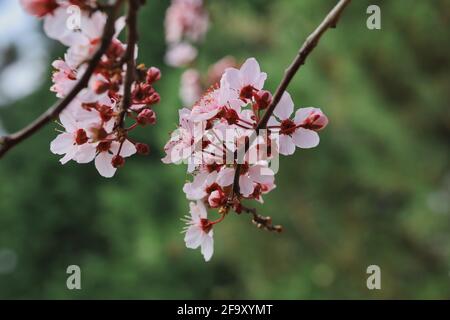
[117,0,140,128]
[0,0,124,159]
[240,205,283,233]
[229,0,351,200]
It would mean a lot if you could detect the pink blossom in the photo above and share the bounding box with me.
[50,109,97,165]
[183,201,214,262]
[165,42,198,67]
[268,92,327,155]
[165,0,209,44]
[94,140,136,178]
[217,162,275,197]
[180,69,203,106]
[223,57,267,103]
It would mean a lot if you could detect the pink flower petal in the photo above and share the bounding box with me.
[95,152,116,178]
[239,175,254,197]
[273,92,294,120]
[292,128,320,149]
[278,134,296,155]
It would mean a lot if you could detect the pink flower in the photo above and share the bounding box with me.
[223,57,267,103]
[180,69,203,106]
[165,0,209,44]
[165,42,198,67]
[183,171,218,200]
[50,59,78,98]
[268,92,328,155]
[94,140,136,178]
[20,0,59,18]
[217,162,275,197]
[50,110,97,165]
[183,201,214,262]
[44,8,125,63]
[162,108,203,164]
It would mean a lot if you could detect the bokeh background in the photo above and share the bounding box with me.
[0,0,449,299]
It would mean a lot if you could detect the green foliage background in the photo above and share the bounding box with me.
[0,0,449,299]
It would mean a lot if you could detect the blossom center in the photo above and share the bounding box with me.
[239,85,255,101]
[200,218,212,233]
[97,141,112,153]
[280,119,297,135]
[75,129,88,145]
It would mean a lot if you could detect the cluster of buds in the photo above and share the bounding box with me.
[163,58,328,261]
[20,0,162,177]
[164,0,209,67]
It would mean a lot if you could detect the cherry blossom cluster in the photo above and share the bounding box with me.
[164,0,209,67]
[20,0,162,177]
[163,58,328,261]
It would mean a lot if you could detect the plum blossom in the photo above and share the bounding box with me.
[94,140,136,178]
[165,42,198,67]
[223,57,267,103]
[183,201,214,262]
[268,92,328,155]
[20,0,162,178]
[165,0,209,44]
[50,109,97,165]
[163,57,328,261]
[180,69,203,106]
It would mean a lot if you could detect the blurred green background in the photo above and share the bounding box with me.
[0,0,449,299]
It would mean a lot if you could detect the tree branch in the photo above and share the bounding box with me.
[240,205,283,233]
[230,0,351,199]
[118,0,140,128]
[0,0,124,159]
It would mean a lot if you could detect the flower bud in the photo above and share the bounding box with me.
[146,67,161,84]
[136,143,150,155]
[136,109,156,126]
[111,155,125,168]
[208,189,226,208]
[302,109,329,131]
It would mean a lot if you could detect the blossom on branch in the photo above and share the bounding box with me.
[163,57,328,260]
[19,0,162,178]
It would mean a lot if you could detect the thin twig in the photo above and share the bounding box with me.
[117,0,140,128]
[229,0,351,200]
[0,0,124,158]
[240,205,283,233]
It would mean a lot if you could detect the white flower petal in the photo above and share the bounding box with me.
[294,107,315,124]
[241,57,260,85]
[239,175,254,197]
[185,226,203,249]
[119,139,137,158]
[292,128,320,149]
[50,133,74,155]
[217,167,235,186]
[273,92,294,120]
[94,152,116,178]
[200,233,214,262]
[278,134,296,155]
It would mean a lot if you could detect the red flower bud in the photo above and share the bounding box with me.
[111,155,125,168]
[146,67,161,84]
[136,109,156,126]
[136,143,150,155]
